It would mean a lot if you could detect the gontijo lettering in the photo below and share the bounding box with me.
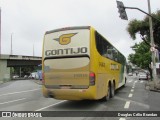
[45,47,87,56]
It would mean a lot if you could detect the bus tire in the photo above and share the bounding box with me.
[123,77,127,87]
[106,84,110,101]
[101,83,110,101]
[110,82,115,98]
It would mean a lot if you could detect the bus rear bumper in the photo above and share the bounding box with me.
[42,85,97,100]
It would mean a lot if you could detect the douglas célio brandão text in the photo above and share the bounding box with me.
[118,112,158,117]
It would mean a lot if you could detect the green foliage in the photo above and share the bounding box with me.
[127,19,143,40]
[128,42,151,69]
[127,10,160,68]
[127,10,160,46]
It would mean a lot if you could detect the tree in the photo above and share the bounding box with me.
[127,10,160,69]
[127,10,160,49]
[128,42,151,69]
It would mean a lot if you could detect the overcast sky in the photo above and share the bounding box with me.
[0,0,160,58]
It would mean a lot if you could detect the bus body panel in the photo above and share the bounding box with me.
[43,28,90,89]
[42,27,95,100]
[44,69,90,87]
[89,28,126,99]
[42,85,97,100]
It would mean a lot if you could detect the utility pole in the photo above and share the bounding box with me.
[117,1,160,22]
[11,33,13,55]
[33,44,34,56]
[147,0,156,82]
[116,0,159,82]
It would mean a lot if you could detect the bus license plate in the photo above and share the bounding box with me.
[60,86,71,89]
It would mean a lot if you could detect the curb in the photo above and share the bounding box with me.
[145,81,160,92]
[33,80,42,85]
[149,89,160,92]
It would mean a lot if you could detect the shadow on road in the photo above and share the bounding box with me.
[51,100,103,111]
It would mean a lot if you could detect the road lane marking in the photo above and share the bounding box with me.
[140,81,144,83]
[134,80,138,83]
[114,96,149,109]
[0,98,26,105]
[128,93,133,98]
[131,89,134,92]
[124,101,130,109]
[132,86,135,89]
[119,118,126,120]
[35,100,66,111]
[128,80,132,83]
[0,88,41,97]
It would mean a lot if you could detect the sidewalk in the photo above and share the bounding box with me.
[0,79,43,85]
[145,79,160,92]
[0,80,3,84]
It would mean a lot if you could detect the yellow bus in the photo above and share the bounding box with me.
[42,26,127,100]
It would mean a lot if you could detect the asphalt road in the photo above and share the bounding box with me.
[0,75,160,120]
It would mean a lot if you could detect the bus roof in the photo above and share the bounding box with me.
[44,26,125,60]
[45,26,91,35]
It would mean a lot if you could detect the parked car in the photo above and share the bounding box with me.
[28,72,39,79]
[24,75,28,79]
[138,72,148,80]
[12,75,19,79]
[128,72,133,76]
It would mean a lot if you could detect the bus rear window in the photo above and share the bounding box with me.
[44,57,89,70]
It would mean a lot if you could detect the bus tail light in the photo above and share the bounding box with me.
[89,72,95,85]
[42,73,45,84]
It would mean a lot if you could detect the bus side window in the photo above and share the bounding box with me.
[113,49,118,61]
[107,49,113,59]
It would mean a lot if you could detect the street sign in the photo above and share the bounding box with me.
[150,47,155,52]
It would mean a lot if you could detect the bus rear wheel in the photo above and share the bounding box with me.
[101,83,111,101]
[105,85,110,101]
[106,86,111,101]
[110,82,115,98]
